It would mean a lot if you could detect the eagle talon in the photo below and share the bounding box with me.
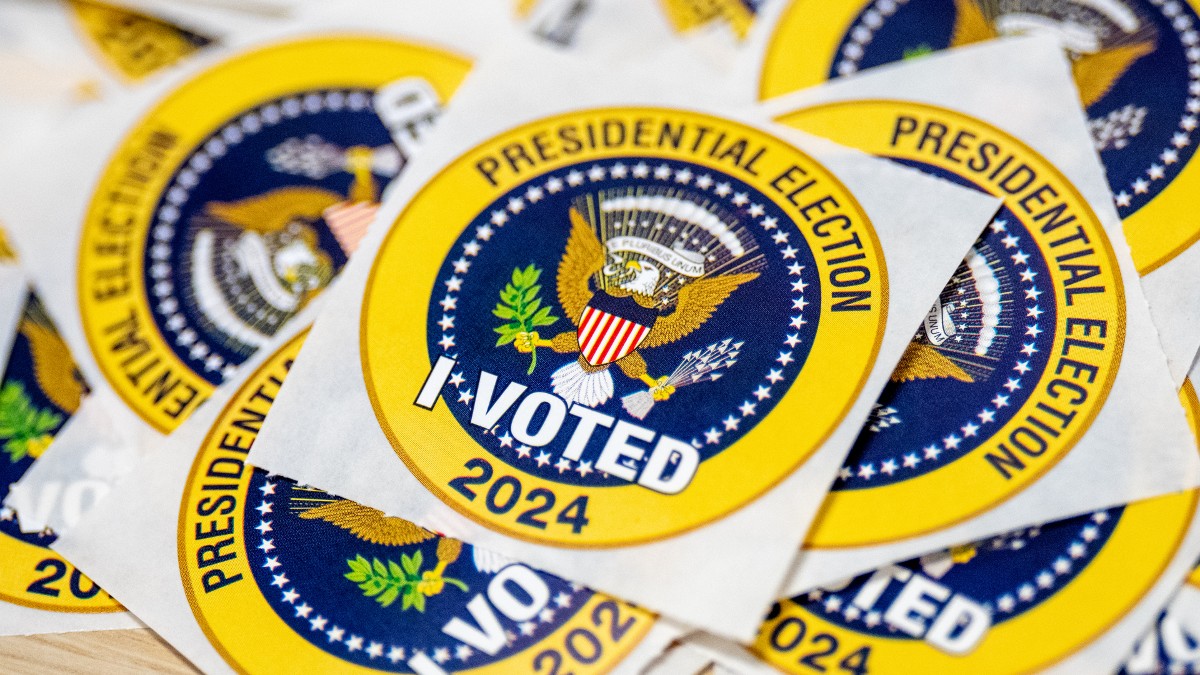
[640,375,675,401]
[515,331,541,353]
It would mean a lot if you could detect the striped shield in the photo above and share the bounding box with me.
[577,292,658,366]
[322,200,378,255]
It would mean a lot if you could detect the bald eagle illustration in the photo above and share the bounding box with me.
[19,296,87,414]
[949,0,1156,106]
[298,499,437,546]
[514,192,763,407]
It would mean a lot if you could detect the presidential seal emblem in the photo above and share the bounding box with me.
[755,489,1198,674]
[361,108,887,547]
[67,0,212,82]
[0,292,118,613]
[777,100,1125,547]
[760,0,1200,273]
[179,334,656,673]
[78,37,471,433]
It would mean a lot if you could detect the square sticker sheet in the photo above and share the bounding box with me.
[737,0,1200,387]
[758,37,1200,596]
[0,0,508,536]
[51,313,683,675]
[241,38,1000,640]
[0,262,140,635]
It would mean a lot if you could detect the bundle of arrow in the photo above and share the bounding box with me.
[1,1,1199,673]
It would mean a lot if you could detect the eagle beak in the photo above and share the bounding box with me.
[625,260,642,271]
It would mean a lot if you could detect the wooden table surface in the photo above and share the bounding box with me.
[0,629,196,674]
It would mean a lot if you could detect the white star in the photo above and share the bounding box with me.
[1027,305,1043,319]
[439,335,456,351]
[1092,511,1109,524]
[258,539,275,553]
[858,464,876,480]
[310,616,328,631]
[535,451,551,467]
[259,482,277,496]
[695,173,713,188]
[263,556,281,571]
[1114,191,1132,207]
[490,210,509,226]
[507,197,525,214]
[653,164,671,180]
[1020,268,1037,283]
[589,165,607,181]
[1020,343,1038,356]
[705,427,723,444]
[1025,287,1043,301]
[978,408,996,424]
[903,453,920,468]
[1001,234,1020,248]
[1134,177,1151,193]
[1082,525,1098,542]
[1011,251,1030,265]
[1017,584,1035,601]
[844,606,861,621]
[1149,164,1166,180]
[1014,361,1031,375]
[463,241,481,256]
[439,315,456,331]
[777,351,795,366]
[961,422,979,438]
[674,168,693,184]
[723,414,741,431]
[865,611,882,627]
[1053,557,1071,574]
[761,216,779,230]
[739,400,757,416]
[990,220,1008,233]
[631,163,650,179]
[766,369,785,384]
[281,589,299,604]
[753,385,772,400]
[439,295,457,311]
[880,459,898,475]
[1004,378,1022,392]
[546,176,565,192]
[347,636,364,652]
[255,501,273,515]
[715,182,732,196]
[772,231,790,245]
[295,602,313,618]
[993,394,1010,408]
[1163,149,1180,165]
[781,245,799,259]
[445,276,463,292]
[387,646,405,663]
[924,444,942,460]
[434,647,451,664]
[366,642,384,658]
[256,520,273,534]
[792,279,808,292]
[1037,571,1054,589]
[997,595,1015,612]
[576,460,593,477]
[516,445,531,459]
[567,170,584,186]
[555,457,572,473]
[732,192,749,206]
[789,315,806,330]
[496,432,513,448]
[788,262,804,275]
[784,333,801,348]
[1069,542,1086,559]
[943,434,961,450]
[554,592,573,608]
[749,203,765,217]
[519,621,537,636]
[824,596,843,613]
[539,607,557,623]
[455,645,474,661]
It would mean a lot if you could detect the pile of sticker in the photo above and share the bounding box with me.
[6,0,1200,673]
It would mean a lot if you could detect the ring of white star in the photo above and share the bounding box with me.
[834,0,1200,212]
[250,479,585,666]
[437,160,813,479]
[803,509,1115,630]
[839,219,1048,484]
[147,89,374,385]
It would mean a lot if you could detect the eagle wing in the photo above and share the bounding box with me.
[891,342,973,383]
[1073,42,1154,107]
[949,0,995,48]
[557,208,606,325]
[299,500,436,546]
[20,319,85,414]
[640,273,759,350]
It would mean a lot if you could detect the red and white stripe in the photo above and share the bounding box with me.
[577,305,650,366]
[324,201,378,255]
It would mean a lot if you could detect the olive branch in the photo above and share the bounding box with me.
[494,264,559,374]
[344,540,468,612]
[0,381,62,463]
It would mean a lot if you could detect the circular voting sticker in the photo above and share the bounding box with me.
[754,490,1198,674]
[0,293,119,613]
[77,36,471,433]
[777,100,1125,547]
[759,0,1200,274]
[179,334,657,673]
[361,108,888,547]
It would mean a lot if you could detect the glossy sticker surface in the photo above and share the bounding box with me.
[760,0,1200,273]
[778,100,1125,547]
[78,36,471,432]
[361,108,888,546]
